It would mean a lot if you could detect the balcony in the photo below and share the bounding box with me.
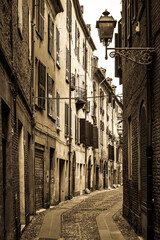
[71,73,75,91]
[75,87,87,107]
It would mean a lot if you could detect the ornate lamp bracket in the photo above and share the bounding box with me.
[107,47,155,65]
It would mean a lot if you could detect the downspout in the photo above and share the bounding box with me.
[146,0,153,238]
[85,38,87,189]
[68,29,72,200]
[31,0,36,215]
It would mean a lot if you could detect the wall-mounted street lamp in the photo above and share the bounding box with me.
[96,10,155,65]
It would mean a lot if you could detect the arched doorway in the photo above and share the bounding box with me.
[72,152,76,196]
[140,105,147,238]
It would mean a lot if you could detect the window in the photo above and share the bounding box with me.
[56,92,60,129]
[66,47,69,83]
[18,0,23,36]
[48,14,54,57]
[36,0,44,39]
[128,116,132,179]
[38,61,46,109]
[28,8,31,62]
[66,0,72,32]
[47,74,54,118]
[56,27,60,68]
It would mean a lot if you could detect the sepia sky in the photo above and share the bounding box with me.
[79,0,122,95]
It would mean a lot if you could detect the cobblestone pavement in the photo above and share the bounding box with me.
[20,187,141,240]
[61,188,122,240]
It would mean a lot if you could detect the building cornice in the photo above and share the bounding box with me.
[73,0,96,51]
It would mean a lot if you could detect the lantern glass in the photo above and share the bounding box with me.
[98,21,115,41]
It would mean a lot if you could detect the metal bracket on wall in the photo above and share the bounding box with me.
[107,47,156,65]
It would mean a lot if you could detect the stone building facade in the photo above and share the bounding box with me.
[92,56,123,190]
[0,0,33,239]
[121,0,160,239]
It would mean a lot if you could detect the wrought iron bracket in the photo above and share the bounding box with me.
[107,47,156,65]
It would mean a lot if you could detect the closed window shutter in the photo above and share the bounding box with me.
[38,0,44,39]
[93,126,98,149]
[47,75,53,117]
[38,61,46,109]
[69,0,72,32]
[80,119,85,144]
[75,115,77,143]
[65,103,68,136]
[56,92,60,128]
[48,14,54,55]
[78,118,80,144]
[75,21,77,55]
[18,0,23,35]
[66,48,69,82]
[56,27,60,65]
[28,8,31,62]
[70,108,72,136]
[127,0,131,41]
[66,0,69,27]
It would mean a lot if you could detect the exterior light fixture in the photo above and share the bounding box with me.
[96,10,155,65]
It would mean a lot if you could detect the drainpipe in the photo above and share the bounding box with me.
[31,0,36,215]
[146,0,153,238]
[68,29,72,200]
[85,38,87,189]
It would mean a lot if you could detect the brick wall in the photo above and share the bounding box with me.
[122,0,160,238]
[151,0,160,238]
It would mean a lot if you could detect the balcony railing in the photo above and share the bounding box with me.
[75,86,87,104]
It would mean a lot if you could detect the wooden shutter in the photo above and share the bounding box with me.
[66,48,69,82]
[28,9,31,62]
[48,14,54,55]
[75,115,77,143]
[18,0,23,35]
[127,0,131,41]
[85,121,90,146]
[66,0,69,28]
[56,92,60,128]
[70,108,72,136]
[38,61,46,109]
[80,119,85,144]
[38,0,44,39]
[65,103,68,136]
[93,126,98,149]
[56,27,60,66]
[78,118,80,144]
[47,75,53,117]
[69,0,72,32]
[75,21,77,55]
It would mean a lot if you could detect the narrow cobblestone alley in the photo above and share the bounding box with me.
[20,187,141,240]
